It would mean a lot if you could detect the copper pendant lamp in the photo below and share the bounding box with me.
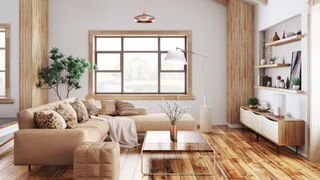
[134,0,155,23]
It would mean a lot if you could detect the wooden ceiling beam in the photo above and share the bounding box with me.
[214,0,228,6]
[251,0,268,6]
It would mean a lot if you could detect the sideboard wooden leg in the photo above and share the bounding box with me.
[256,133,259,141]
[243,125,244,131]
[296,146,298,154]
[29,165,31,171]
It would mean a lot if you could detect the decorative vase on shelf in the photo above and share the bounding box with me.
[293,85,300,90]
[280,79,285,88]
[276,76,281,88]
[170,124,177,141]
[261,59,266,65]
[273,94,286,118]
[270,61,275,64]
[272,32,280,42]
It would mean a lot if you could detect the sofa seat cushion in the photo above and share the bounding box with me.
[126,113,197,133]
[75,118,109,142]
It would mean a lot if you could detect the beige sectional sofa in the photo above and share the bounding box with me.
[14,98,197,166]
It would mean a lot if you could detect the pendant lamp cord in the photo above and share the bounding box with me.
[144,0,145,13]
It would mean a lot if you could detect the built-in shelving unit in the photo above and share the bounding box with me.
[254,86,304,94]
[265,35,304,47]
[254,64,291,69]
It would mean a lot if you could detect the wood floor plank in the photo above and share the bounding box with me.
[0,173,10,180]
[37,166,63,180]
[188,152,213,180]
[249,142,309,180]
[211,134,239,158]
[201,152,228,180]
[2,126,320,180]
[119,158,139,180]
[0,155,13,171]
[210,131,260,180]
[259,141,320,180]
[239,145,293,180]
[3,166,29,180]
[120,147,129,168]
[215,128,277,180]
[203,134,243,179]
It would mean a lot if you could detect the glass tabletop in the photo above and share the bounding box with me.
[142,131,213,152]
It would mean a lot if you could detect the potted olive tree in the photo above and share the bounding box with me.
[36,47,97,100]
[248,97,260,109]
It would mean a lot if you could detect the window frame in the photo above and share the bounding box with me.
[0,24,13,104]
[87,30,194,100]
[94,36,187,95]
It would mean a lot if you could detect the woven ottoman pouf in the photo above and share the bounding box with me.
[74,142,120,180]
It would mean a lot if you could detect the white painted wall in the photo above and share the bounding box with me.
[255,0,308,157]
[49,0,228,125]
[0,0,19,117]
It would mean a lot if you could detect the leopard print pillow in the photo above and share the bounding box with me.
[34,110,67,129]
[57,109,77,129]
[82,101,100,116]
[70,98,89,123]
[116,100,139,116]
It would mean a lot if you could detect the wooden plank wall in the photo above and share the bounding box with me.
[19,0,49,110]
[227,0,255,124]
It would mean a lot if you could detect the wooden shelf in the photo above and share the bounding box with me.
[265,35,304,47]
[254,86,304,94]
[254,64,291,68]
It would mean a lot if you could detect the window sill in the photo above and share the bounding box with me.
[0,98,14,104]
[86,94,195,100]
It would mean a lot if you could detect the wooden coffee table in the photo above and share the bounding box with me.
[141,131,215,175]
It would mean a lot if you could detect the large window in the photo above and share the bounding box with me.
[87,31,194,100]
[95,36,186,94]
[0,24,13,104]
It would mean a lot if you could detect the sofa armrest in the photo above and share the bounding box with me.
[135,107,147,115]
[14,129,89,165]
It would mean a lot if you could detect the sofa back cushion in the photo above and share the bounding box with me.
[17,98,77,129]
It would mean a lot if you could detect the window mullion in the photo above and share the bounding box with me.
[158,37,161,94]
[121,37,124,94]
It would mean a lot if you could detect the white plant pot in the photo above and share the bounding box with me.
[293,85,300,90]
[261,59,266,65]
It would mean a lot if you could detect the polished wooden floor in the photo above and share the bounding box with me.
[1,125,320,180]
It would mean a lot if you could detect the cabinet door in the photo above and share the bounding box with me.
[240,108,250,126]
[262,117,279,143]
[250,112,263,133]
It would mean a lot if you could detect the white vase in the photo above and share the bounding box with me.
[293,85,300,90]
[280,82,285,88]
[276,80,281,88]
[261,59,266,65]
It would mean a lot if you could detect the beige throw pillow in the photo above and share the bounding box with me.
[82,101,100,116]
[70,98,89,123]
[34,110,67,129]
[116,100,139,116]
[80,98,95,105]
[100,100,118,116]
[57,109,77,129]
